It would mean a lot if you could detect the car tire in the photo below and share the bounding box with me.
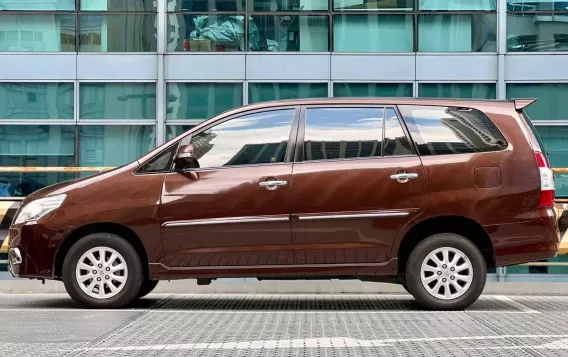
[62,233,143,309]
[137,280,159,299]
[405,233,486,310]
[402,283,411,294]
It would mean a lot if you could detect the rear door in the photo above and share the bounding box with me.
[290,106,426,265]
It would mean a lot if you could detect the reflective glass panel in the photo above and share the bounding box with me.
[166,83,243,120]
[79,14,157,52]
[419,83,497,99]
[334,15,413,53]
[419,0,496,10]
[167,0,245,11]
[399,105,508,156]
[79,125,155,167]
[250,0,327,10]
[80,83,156,120]
[506,83,568,121]
[535,126,568,197]
[333,83,413,97]
[507,14,568,52]
[250,15,329,52]
[0,125,75,197]
[0,14,76,52]
[334,0,413,11]
[249,83,328,104]
[0,0,75,10]
[507,0,568,11]
[180,110,294,169]
[418,14,497,52]
[167,125,196,140]
[304,108,384,161]
[80,0,157,11]
[0,83,74,119]
[167,14,246,52]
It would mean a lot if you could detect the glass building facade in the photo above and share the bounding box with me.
[1,0,568,278]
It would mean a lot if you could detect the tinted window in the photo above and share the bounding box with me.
[182,109,294,169]
[384,108,413,156]
[399,105,507,156]
[303,108,384,161]
[138,144,178,174]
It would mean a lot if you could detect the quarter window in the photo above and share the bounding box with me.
[181,109,295,169]
[303,108,384,161]
[399,105,507,155]
[137,144,178,174]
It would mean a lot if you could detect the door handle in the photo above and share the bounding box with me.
[390,172,419,184]
[259,180,288,191]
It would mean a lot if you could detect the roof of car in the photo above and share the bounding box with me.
[237,97,523,111]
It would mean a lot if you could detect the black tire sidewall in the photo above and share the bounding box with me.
[406,233,487,310]
[137,280,159,299]
[62,233,143,308]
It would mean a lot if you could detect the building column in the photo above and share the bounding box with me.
[156,0,167,146]
[497,0,507,100]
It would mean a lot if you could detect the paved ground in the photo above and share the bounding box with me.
[2,293,568,357]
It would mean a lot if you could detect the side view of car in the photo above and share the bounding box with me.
[7,97,559,310]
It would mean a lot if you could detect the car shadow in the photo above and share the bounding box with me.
[1,294,530,312]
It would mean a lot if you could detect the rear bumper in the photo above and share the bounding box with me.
[486,207,560,267]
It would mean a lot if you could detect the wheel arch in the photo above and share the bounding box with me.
[396,215,495,276]
[54,222,149,280]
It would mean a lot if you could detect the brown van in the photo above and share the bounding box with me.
[7,98,559,310]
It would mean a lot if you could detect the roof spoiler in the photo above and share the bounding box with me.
[512,98,537,110]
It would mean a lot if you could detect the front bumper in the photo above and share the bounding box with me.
[7,222,65,279]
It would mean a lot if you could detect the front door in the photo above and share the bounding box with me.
[291,106,425,265]
[160,108,299,267]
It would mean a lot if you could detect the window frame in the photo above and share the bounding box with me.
[295,104,417,164]
[163,105,301,173]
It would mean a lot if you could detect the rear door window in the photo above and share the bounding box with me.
[303,107,384,161]
[398,105,508,156]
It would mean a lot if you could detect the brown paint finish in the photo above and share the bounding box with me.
[9,163,165,278]
[160,165,294,267]
[474,167,502,188]
[290,156,425,265]
[7,97,559,283]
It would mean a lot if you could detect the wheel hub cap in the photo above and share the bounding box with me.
[76,247,128,299]
[420,247,473,300]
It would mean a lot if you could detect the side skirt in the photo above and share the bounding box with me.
[149,259,398,280]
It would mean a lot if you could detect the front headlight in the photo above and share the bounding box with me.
[14,194,66,225]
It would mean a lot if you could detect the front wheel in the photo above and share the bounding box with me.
[405,233,486,310]
[62,233,143,308]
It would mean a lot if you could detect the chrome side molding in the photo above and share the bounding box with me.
[163,210,411,227]
[163,216,290,228]
[297,211,410,221]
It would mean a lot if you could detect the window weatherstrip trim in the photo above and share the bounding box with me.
[297,211,410,221]
[162,216,290,227]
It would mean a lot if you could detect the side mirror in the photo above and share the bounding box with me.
[174,144,200,170]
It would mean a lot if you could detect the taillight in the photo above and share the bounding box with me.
[536,151,554,207]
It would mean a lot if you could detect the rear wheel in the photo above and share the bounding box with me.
[137,280,159,299]
[62,233,143,308]
[405,233,486,310]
